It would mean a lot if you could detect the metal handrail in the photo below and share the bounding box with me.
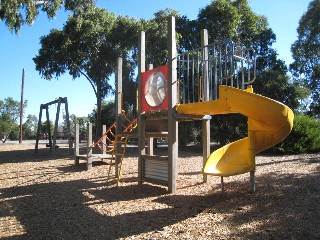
[177,41,256,104]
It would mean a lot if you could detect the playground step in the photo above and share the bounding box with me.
[114,140,127,144]
[146,132,168,138]
[113,152,125,156]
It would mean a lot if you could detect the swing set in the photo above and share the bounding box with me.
[35,97,72,153]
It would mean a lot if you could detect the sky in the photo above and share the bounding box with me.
[0,0,312,122]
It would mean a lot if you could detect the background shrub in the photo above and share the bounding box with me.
[270,114,320,154]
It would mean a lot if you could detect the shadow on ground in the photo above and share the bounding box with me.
[0,145,73,164]
[1,156,319,239]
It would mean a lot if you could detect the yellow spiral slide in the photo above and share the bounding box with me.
[176,85,294,177]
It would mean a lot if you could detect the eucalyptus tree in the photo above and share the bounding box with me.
[0,97,25,142]
[291,0,320,117]
[193,0,308,146]
[23,114,38,139]
[33,7,140,137]
[197,0,306,106]
[0,0,95,34]
[197,0,273,56]
[70,114,89,139]
[139,8,182,67]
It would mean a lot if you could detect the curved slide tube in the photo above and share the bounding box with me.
[176,85,294,177]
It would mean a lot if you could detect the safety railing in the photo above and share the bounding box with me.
[177,41,256,104]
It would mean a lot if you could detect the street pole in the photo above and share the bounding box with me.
[19,68,25,144]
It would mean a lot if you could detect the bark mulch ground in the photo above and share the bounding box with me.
[0,143,319,239]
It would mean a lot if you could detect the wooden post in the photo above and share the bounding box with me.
[248,120,256,193]
[148,137,154,155]
[64,97,73,152]
[147,63,154,156]
[138,31,146,183]
[221,176,224,192]
[45,106,52,152]
[115,57,123,177]
[35,105,43,153]
[168,16,178,193]
[201,29,210,183]
[87,123,92,170]
[75,124,80,165]
[19,68,25,144]
[53,98,61,150]
[250,171,255,193]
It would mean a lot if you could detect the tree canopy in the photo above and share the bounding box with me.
[0,97,26,141]
[0,0,96,34]
[23,114,38,139]
[290,0,320,117]
[33,0,308,143]
[33,6,140,136]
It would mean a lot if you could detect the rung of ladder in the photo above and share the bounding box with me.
[113,153,124,156]
[107,134,131,186]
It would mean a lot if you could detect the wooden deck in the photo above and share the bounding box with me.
[75,153,111,161]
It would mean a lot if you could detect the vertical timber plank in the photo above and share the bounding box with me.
[64,97,73,153]
[201,29,210,183]
[168,16,178,193]
[53,98,61,150]
[45,107,52,152]
[87,123,92,170]
[138,31,146,183]
[75,124,80,165]
[35,105,43,153]
[147,63,154,156]
[115,57,123,177]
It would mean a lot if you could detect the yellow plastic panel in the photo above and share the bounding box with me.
[176,85,294,177]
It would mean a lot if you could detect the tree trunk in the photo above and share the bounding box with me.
[96,79,102,139]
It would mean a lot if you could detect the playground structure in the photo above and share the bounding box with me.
[74,58,139,185]
[75,17,293,194]
[35,97,72,153]
[137,17,293,193]
[74,111,137,169]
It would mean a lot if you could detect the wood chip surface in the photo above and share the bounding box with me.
[0,143,319,239]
